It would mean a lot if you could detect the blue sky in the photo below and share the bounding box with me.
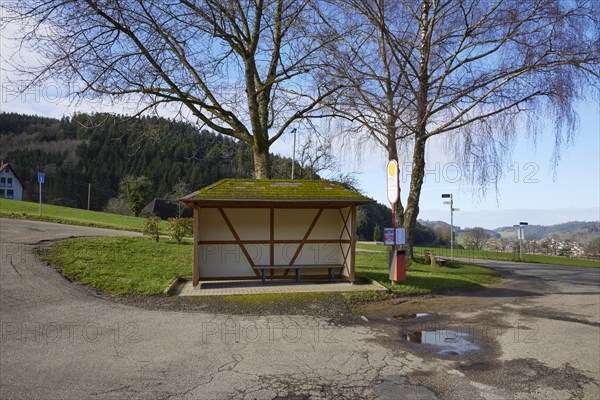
[341,103,599,229]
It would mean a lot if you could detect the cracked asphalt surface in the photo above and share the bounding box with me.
[1,218,599,399]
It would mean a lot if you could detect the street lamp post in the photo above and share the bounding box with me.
[291,129,297,179]
[442,193,459,260]
[516,221,528,259]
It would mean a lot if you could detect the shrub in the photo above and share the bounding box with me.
[103,196,133,216]
[168,217,193,243]
[373,225,382,242]
[120,175,151,216]
[143,216,161,242]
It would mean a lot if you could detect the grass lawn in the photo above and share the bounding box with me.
[0,198,168,233]
[42,236,192,295]
[356,242,599,268]
[417,246,599,268]
[354,252,500,297]
[43,236,500,297]
[355,242,387,252]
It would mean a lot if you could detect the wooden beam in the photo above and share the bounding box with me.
[196,274,350,282]
[280,239,350,244]
[270,208,274,265]
[197,239,351,245]
[337,207,354,273]
[185,201,366,209]
[193,207,200,286]
[270,207,274,279]
[198,239,270,245]
[339,207,352,240]
[350,205,357,283]
[339,208,347,271]
[339,241,351,271]
[218,208,261,277]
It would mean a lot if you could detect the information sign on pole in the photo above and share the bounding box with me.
[38,172,45,217]
[383,228,395,245]
[386,160,399,205]
[395,227,406,245]
[385,160,406,282]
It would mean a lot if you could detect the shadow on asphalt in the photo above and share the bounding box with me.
[440,287,539,298]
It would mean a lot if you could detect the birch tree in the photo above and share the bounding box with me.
[325,0,599,257]
[4,0,340,178]
[317,0,412,226]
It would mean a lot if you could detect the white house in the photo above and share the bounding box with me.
[0,163,24,201]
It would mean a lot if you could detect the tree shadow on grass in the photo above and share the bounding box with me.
[359,271,539,298]
[360,271,482,292]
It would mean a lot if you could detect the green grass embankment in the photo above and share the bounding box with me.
[0,198,168,233]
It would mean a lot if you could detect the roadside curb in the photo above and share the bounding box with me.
[355,275,390,292]
[163,276,191,295]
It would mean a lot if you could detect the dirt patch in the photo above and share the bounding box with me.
[352,284,546,318]
[103,292,360,325]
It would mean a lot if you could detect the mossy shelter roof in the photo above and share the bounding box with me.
[181,179,373,205]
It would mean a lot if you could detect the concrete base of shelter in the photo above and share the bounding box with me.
[168,276,388,297]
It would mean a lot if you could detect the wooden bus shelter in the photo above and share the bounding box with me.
[181,179,373,287]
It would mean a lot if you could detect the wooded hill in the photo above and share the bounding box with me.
[495,221,600,245]
[1,112,302,210]
[2,112,401,240]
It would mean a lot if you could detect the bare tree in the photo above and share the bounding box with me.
[317,0,413,225]
[433,225,451,246]
[323,0,599,258]
[3,0,341,178]
[492,237,510,252]
[296,132,338,179]
[584,237,600,257]
[462,227,492,250]
[168,181,190,217]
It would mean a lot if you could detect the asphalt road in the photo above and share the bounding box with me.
[1,218,599,399]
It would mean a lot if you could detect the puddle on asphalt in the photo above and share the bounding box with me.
[400,330,480,356]
[385,313,429,321]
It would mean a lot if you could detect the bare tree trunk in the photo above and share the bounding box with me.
[253,139,271,179]
[402,0,432,261]
[404,136,426,260]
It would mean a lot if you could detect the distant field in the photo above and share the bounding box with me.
[355,242,599,268]
[0,198,168,233]
[496,231,515,239]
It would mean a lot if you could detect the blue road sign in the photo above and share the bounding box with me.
[38,172,45,184]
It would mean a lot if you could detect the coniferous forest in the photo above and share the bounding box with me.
[1,112,298,210]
